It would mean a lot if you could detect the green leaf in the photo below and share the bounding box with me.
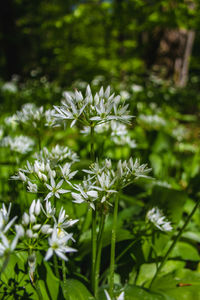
[152,269,200,300]
[136,263,156,286]
[169,241,200,261]
[136,261,185,287]
[124,285,172,300]
[182,231,200,243]
[63,279,94,300]
[38,261,60,300]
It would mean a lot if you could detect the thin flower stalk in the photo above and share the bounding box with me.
[94,213,106,299]
[109,192,119,298]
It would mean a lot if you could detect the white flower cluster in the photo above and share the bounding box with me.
[139,114,166,128]
[0,201,78,262]
[71,158,151,209]
[10,103,55,128]
[34,145,79,164]
[146,207,172,232]
[81,120,137,148]
[12,145,78,200]
[53,85,133,128]
[0,204,20,257]
[104,289,124,300]
[1,135,35,154]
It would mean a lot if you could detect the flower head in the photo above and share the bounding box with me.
[146,207,172,232]
[45,226,76,261]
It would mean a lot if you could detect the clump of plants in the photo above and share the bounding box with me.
[0,84,200,300]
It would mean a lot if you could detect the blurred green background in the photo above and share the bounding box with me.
[1,0,200,91]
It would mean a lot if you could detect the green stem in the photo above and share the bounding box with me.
[149,196,200,288]
[109,193,119,298]
[62,260,67,282]
[35,280,43,300]
[91,209,97,293]
[53,254,60,279]
[90,125,95,161]
[116,238,140,263]
[62,260,69,298]
[36,129,41,151]
[94,213,105,299]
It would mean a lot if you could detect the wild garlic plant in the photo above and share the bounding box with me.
[1,84,186,299]
[52,85,152,299]
[0,201,77,286]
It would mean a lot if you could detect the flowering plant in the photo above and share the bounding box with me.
[1,83,199,300]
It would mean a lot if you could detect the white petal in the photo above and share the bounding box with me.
[45,248,53,261]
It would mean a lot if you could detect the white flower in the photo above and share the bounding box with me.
[15,225,25,237]
[131,84,143,93]
[29,199,41,216]
[1,135,34,154]
[45,177,70,201]
[54,90,87,127]
[53,207,78,237]
[41,224,53,234]
[27,181,38,193]
[139,114,166,128]
[146,207,172,232]
[104,289,124,300]
[26,229,34,238]
[45,226,77,261]
[72,184,98,210]
[35,145,79,163]
[15,103,45,128]
[60,163,78,183]
[22,212,30,226]
[42,200,56,218]
[2,82,17,93]
[128,158,152,179]
[0,204,17,233]
[94,172,117,194]
[53,85,133,128]
[0,233,19,256]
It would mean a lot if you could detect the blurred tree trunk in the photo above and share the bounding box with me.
[145,1,195,87]
[176,30,195,87]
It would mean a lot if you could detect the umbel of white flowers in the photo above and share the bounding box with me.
[53,85,133,128]
[146,207,173,232]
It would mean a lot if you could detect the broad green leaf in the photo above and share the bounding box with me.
[169,241,200,261]
[152,269,200,300]
[38,261,60,300]
[124,285,172,300]
[62,279,94,300]
[136,263,156,286]
[136,261,185,287]
[182,231,200,243]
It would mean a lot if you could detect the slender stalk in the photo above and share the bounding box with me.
[91,209,97,293]
[36,129,41,151]
[94,213,105,299]
[149,196,200,288]
[90,125,95,161]
[90,122,98,295]
[116,238,140,263]
[53,254,60,279]
[109,193,119,298]
[62,260,68,298]
[62,260,67,282]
